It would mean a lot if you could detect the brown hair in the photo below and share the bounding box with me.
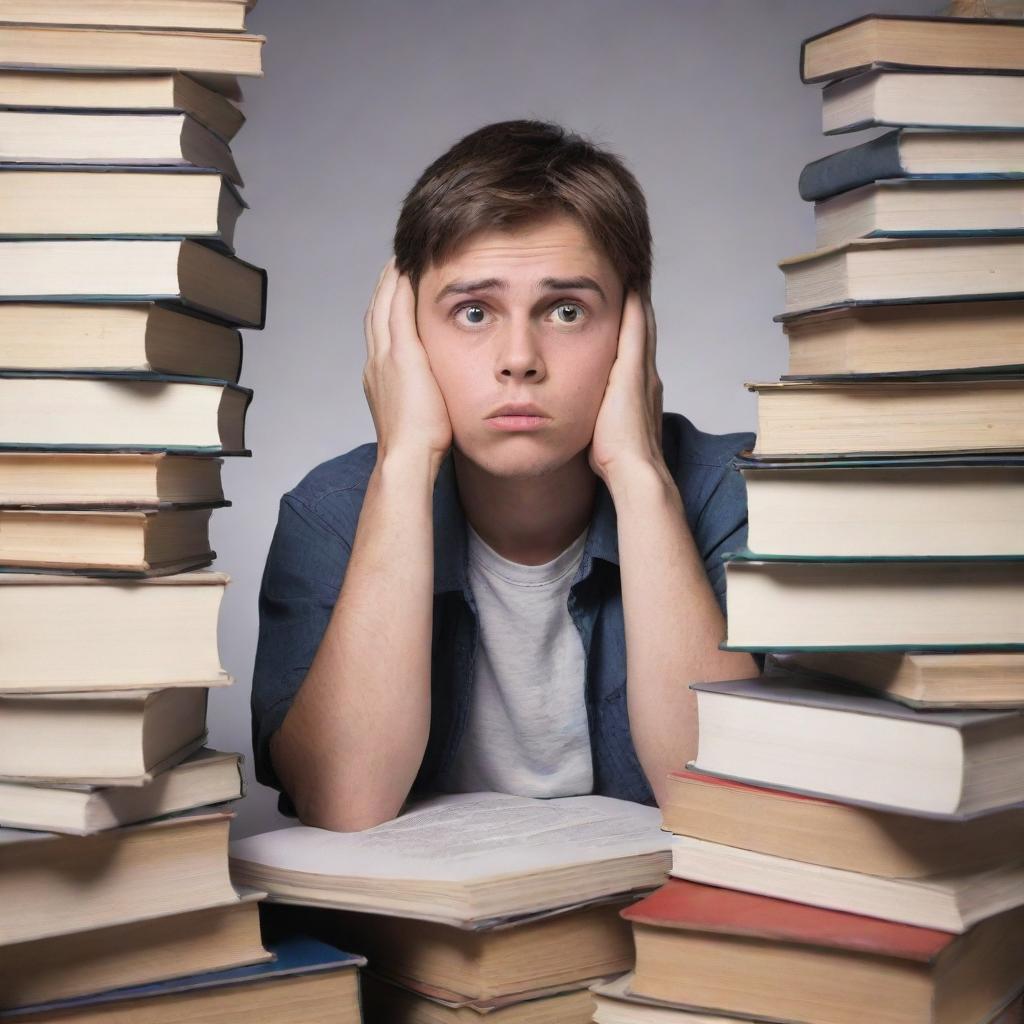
[393,119,652,296]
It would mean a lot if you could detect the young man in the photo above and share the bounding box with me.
[251,120,759,832]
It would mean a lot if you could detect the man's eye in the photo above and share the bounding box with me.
[455,304,488,326]
[553,303,584,325]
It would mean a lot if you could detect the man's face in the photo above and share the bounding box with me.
[415,213,625,479]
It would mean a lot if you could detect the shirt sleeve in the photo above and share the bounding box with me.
[250,492,353,818]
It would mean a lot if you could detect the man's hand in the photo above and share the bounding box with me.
[363,257,453,466]
[588,288,665,486]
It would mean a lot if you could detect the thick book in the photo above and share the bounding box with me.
[0,505,216,575]
[822,70,1024,135]
[0,71,245,142]
[230,792,671,928]
[0,373,252,455]
[0,808,239,946]
[0,747,242,833]
[747,377,1024,457]
[0,168,245,249]
[0,0,253,32]
[773,650,1024,709]
[777,236,1024,318]
[0,239,266,327]
[799,130,1024,202]
[0,891,268,1012]
[0,934,364,1024]
[813,179,1024,251]
[621,878,1024,1024]
[0,302,242,380]
[662,768,1024,878]
[800,14,1024,83]
[0,686,208,784]
[737,453,1024,557]
[780,298,1024,376]
[0,111,241,184]
[591,974,741,1024]
[722,554,1024,651]
[689,675,1024,817]
[0,569,230,693]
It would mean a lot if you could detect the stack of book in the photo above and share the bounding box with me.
[591,13,1024,1024]
[230,791,672,1022]
[0,5,360,1022]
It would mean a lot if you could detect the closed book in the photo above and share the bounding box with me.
[777,236,1024,318]
[737,453,1024,558]
[0,808,238,946]
[591,974,742,1024]
[0,111,241,184]
[0,686,208,784]
[0,934,364,1024]
[0,0,252,32]
[621,878,1024,1024]
[822,70,1024,135]
[689,675,1024,817]
[0,569,230,693]
[0,303,242,381]
[813,180,1024,251]
[0,168,245,249]
[0,747,242,834]
[0,71,245,142]
[800,14,1024,83]
[0,240,266,327]
[0,506,216,575]
[799,130,1024,203]
[0,373,252,455]
[780,299,1024,377]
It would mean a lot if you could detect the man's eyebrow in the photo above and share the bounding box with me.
[433,276,606,304]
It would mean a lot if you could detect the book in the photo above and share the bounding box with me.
[0,686,208,784]
[661,768,1024,878]
[591,974,742,1023]
[0,569,230,693]
[798,130,1024,202]
[0,747,242,833]
[813,180,1024,251]
[0,168,245,249]
[0,240,266,327]
[0,890,268,1011]
[0,934,365,1024]
[621,878,1024,1024]
[747,377,1024,457]
[0,373,252,454]
[737,453,1024,557]
[0,0,253,32]
[230,792,671,927]
[0,506,215,575]
[722,555,1024,651]
[670,834,1024,932]
[0,111,241,184]
[780,299,1024,376]
[688,675,1024,817]
[777,236,1024,318]
[0,808,239,946]
[0,71,245,142]
[263,895,637,1002]
[0,452,227,510]
[800,14,1024,83]
[0,302,242,380]
[772,650,1024,709]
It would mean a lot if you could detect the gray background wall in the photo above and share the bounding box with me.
[215,0,941,838]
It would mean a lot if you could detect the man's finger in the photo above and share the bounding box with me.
[617,289,646,369]
[389,272,421,354]
[364,257,395,358]
[372,258,399,358]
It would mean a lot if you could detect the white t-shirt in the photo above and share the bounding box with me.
[445,523,594,798]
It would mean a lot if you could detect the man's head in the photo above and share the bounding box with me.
[393,119,652,480]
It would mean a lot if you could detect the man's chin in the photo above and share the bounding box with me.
[452,437,588,481]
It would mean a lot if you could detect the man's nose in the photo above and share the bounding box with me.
[495,320,545,381]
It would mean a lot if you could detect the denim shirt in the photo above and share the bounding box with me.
[251,411,756,818]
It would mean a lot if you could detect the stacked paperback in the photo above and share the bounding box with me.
[592,12,1024,1024]
[0,3,358,1021]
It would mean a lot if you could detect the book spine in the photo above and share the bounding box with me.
[798,131,905,201]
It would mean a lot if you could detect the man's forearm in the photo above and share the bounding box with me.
[609,461,758,808]
[270,451,440,831]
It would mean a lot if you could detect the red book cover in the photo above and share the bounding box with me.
[621,879,955,963]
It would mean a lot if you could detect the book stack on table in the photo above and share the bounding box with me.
[592,13,1024,1024]
[0,5,357,1023]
